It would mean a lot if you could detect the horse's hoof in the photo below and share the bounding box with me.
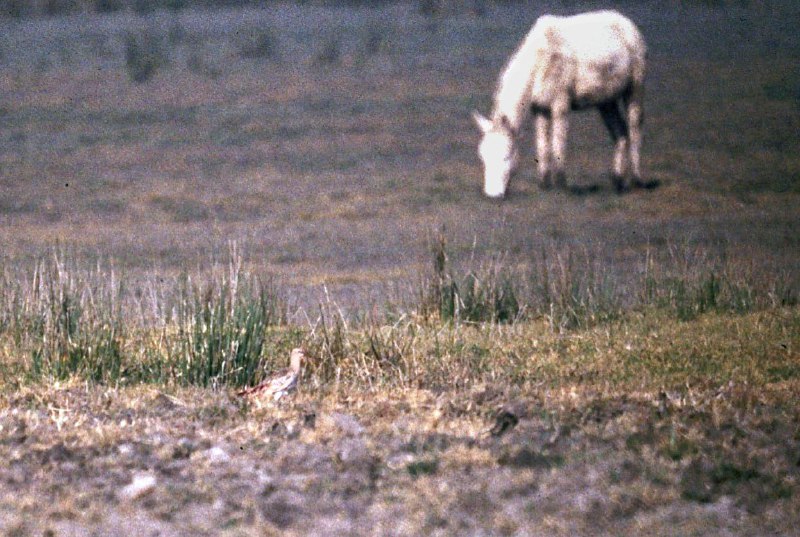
[612,175,629,194]
[634,177,661,190]
[538,171,553,190]
[554,171,567,189]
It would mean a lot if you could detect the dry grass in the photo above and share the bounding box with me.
[1,250,797,535]
[1,314,798,535]
[0,251,798,534]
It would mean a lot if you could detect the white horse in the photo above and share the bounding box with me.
[473,10,646,198]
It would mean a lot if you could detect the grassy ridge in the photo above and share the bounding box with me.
[1,242,797,392]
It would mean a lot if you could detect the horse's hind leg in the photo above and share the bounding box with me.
[534,112,553,189]
[550,108,568,189]
[625,84,644,188]
[598,101,630,193]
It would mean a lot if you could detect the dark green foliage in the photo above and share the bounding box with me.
[360,26,387,57]
[2,0,24,17]
[773,278,798,307]
[125,31,167,83]
[96,0,122,12]
[307,301,351,385]
[0,243,796,388]
[417,0,441,17]
[527,249,621,330]
[418,235,798,329]
[171,274,286,387]
[498,447,565,469]
[439,272,520,324]
[0,250,288,387]
[7,256,128,384]
[661,428,698,461]
[681,459,792,507]
[312,35,341,67]
[649,272,771,321]
[149,195,210,223]
[406,458,438,478]
[238,29,280,60]
[132,0,157,13]
[421,234,521,324]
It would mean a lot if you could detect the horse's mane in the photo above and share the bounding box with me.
[492,18,553,132]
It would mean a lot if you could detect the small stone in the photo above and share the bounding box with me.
[119,473,157,500]
[204,446,230,464]
[176,437,195,457]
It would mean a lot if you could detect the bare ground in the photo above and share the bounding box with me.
[1,374,798,536]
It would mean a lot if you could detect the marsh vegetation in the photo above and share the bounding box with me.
[0,0,798,535]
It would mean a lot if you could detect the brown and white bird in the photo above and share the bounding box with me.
[237,348,307,402]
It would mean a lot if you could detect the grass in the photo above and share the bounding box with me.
[0,244,797,393]
[124,30,168,83]
[419,234,521,324]
[167,270,289,388]
[0,2,796,296]
[0,252,797,534]
[0,249,291,388]
[312,34,342,67]
[237,28,280,61]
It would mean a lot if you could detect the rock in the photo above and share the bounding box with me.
[203,446,230,464]
[175,437,196,458]
[120,473,157,500]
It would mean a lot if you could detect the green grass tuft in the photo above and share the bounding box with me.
[0,243,797,392]
[124,30,168,83]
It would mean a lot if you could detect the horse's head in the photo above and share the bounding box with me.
[473,111,519,199]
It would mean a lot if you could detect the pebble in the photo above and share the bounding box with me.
[120,473,157,500]
[203,446,230,464]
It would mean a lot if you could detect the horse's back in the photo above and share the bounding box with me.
[530,9,645,104]
[534,10,645,62]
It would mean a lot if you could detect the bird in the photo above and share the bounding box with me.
[237,348,307,402]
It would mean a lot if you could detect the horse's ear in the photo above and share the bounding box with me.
[472,111,492,134]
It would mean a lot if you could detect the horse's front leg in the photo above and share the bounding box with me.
[534,112,552,189]
[550,104,568,189]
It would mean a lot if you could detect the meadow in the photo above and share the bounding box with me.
[0,0,799,535]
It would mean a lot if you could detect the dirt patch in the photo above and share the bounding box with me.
[0,382,797,536]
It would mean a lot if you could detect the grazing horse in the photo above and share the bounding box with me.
[473,10,646,198]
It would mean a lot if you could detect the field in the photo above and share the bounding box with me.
[1,1,799,535]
